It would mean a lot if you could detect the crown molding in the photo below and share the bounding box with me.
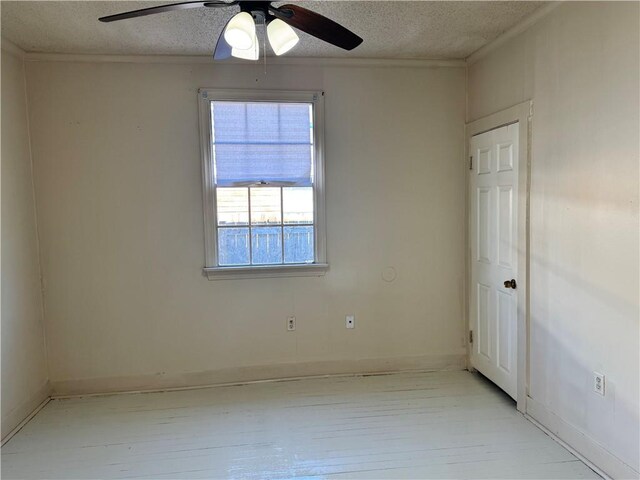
[466,2,563,66]
[1,38,26,59]
[23,52,465,68]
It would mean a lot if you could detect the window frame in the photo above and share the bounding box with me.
[198,88,328,280]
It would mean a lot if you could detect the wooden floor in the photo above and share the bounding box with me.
[2,371,599,479]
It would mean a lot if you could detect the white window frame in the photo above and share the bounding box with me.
[198,88,328,280]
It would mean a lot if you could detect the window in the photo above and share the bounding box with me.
[199,89,327,279]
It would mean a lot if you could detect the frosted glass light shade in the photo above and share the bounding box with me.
[231,35,259,60]
[224,12,256,50]
[267,19,299,56]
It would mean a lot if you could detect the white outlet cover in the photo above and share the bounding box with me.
[346,315,355,329]
[593,371,605,396]
[287,316,296,331]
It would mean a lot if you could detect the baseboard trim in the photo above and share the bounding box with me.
[526,396,639,479]
[1,382,51,445]
[51,353,466,398]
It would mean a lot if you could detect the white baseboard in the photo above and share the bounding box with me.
[1,381,51,444]
[526,396,639,479]
[51,353,466,397]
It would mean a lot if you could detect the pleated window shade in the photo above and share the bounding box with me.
[211,101,314,186]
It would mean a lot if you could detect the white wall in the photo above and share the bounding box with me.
[468,2,639,477]
[24,59,467,394]
[1,45,49,439]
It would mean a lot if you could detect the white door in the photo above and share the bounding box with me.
[469,123,519,399]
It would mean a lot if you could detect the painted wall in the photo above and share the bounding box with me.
[24,60,467,393]
[1,45,49,439]
[468,2,639,476]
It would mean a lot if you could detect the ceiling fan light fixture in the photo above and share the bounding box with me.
[223,11,256,50]
[231,36,259,60]
[99,2,364,62]
[267,18,299,56]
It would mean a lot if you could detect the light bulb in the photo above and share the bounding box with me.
[224,12,256,50]
[267,19,299,56]
[232,38,259,60]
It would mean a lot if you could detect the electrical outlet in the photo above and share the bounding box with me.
[287,316,296,331]
[346,315,355,329]
[593,371,605,396]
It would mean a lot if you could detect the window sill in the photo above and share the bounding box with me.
[203,263,329,280]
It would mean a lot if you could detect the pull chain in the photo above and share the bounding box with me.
[262,15,267,75]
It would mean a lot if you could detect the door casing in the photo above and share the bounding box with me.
[465,100,532,413]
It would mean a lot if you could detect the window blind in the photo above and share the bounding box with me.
[211,101,313,187]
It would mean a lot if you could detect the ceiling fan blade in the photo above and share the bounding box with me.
[213,19,233,60]
[99,1,235,23]
[269,4,363,51]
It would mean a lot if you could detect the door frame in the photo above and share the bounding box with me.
[465,100,532,413]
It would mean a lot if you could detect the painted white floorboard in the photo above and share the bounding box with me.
[2,371,599,479]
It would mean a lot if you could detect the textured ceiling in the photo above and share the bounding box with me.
[1,1,546,59]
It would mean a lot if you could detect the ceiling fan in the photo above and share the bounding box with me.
[99,1,363,61]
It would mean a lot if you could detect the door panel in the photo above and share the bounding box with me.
[497,143,513,172]
[497,289,512,373]
[477,283,491,359]
[477,188,492,263]
[470,123,519,399]
[478,147,492,174]
[497,186,513,268]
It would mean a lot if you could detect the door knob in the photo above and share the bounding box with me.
[504,279,517,289]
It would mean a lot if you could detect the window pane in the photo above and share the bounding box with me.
[284,226,314,264]
[218,228,250,266]
[250,188,281,225]
[283,187,313,224]
[251,227,282,264]
[216,188,248,225]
